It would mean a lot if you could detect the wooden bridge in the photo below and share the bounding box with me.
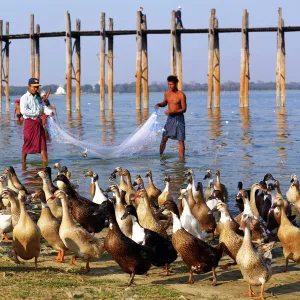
[0,8,291,113]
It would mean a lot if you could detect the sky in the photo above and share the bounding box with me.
[1,0,300,85]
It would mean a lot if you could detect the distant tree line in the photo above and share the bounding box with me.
[5,81,300,96]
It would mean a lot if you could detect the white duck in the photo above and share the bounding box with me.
[203,169,214,200]
[179,189,206,240]
[0,210,12,241]
[84,171,107,204]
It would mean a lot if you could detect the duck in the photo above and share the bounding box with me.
[178,189,206,240]
[286,175,300,204]
[214,170,228,202]
[216,203,274,270]
[203,169,214,200]
[236,181,246,213]
[36,170,62,219]
[99,200,153,286]
[236,189,271,243]
[236,214,273,300]
[159,200,224,285]
[54,174,107,234]
[121,205,177,275]
[274,197,300,272]
[134,189,168,237]
[32,190,68,263]
[191,183,216,236]
[112,167,128,193]
[12,190,41,269]
[43,167,58,194]
[206,189,223,211]
[0,175,9,207]
[145,170,161,205]
[183,176,196,210]
[184,169,201,201]
[1,189,20,228]
[49,190,104,271]
[0,209,12,242]
[157,175,173,207]
[3,166,28,194]
[84,171,108,204]
[118,169,136,205]
[106,184,132,238]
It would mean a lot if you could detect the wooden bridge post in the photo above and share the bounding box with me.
[30,14,35,78]
[75,19,81,111]
[213,18,220,108]
[5,22,9,112]
[170,11,177,76]
[65,11,72,111]
[0,20,2,113]
[141,15,149,110]
[100,12,106,111]
[240,9,249,107]
[108,18,114,110]
[35,24,40,79]
[207,9,215,108]
[136,11,142,110]
[280,19,286,107]
[176,18,183,91]
[276,8,283,107]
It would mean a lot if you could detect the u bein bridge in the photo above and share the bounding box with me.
[0,8,294,114]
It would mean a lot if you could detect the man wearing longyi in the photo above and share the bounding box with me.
[20,78,54,164]
[154,75,187,157]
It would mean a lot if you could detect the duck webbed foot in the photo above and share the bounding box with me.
[69,255,78,265]
[3,233,12,242]
[244,285,257,297]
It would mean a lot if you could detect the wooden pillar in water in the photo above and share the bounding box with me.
[280,18,286,107]
[108,18,114,110]
[213,18,220,108]
[30,14,35,78]
[100,13,106,111]
[5,22,9,112]
[276,8,286,107]
[65,11,72,111]
[75,19,81,111]
[240,9,249,107]
[141,15,149,110]
[35,24,40,79]
[170,11,177,76]
[136,11,142,110]
[207,9,215,108]
[176,19,183,91]
[0,20,2,113]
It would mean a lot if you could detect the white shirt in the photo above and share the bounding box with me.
[20,91,53,119]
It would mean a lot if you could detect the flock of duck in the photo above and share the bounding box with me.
[0,165,300,299]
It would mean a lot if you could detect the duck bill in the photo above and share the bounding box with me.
[132,181,138,187]
[120,212,128,220]
[156,206,165,214]
[33,174,40,179]
[203,175,208,180]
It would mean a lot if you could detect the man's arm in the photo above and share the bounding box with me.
[20,96,39,118]
[154,92,168,108]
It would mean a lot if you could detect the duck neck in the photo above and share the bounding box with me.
[269,190,276,205]
[250,186,260,218]
[9,196,20,214]
[208,179,213,188]
[220,209,232,223]
[114,190,122,206]
[163,181,170,193]
[61,197,74,226]
[130,215,142,229]
[243,196,254,217]
[216,174,221,185]
[126,174,134,189]
[190,175,196,192]
[243,221,253,249]
[182,195,192,215]
[148,174,155,188]
[42,177,53,200]
[280,206,290,225]
[172,212,182,233]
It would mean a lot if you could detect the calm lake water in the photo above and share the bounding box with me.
[1,91,299,214]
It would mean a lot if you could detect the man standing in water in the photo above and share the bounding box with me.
[20,78,54,164]
[154,75,186,157]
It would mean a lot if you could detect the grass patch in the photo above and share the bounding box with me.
[126,284,180,299]
[37,279,80,288]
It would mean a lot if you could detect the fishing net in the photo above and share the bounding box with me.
[47,109,162,159]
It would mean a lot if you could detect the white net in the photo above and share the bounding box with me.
[47,109,162,159]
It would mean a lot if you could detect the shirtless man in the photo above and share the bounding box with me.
[154,75,187,157]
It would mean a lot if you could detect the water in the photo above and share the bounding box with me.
[1,91,299,214]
